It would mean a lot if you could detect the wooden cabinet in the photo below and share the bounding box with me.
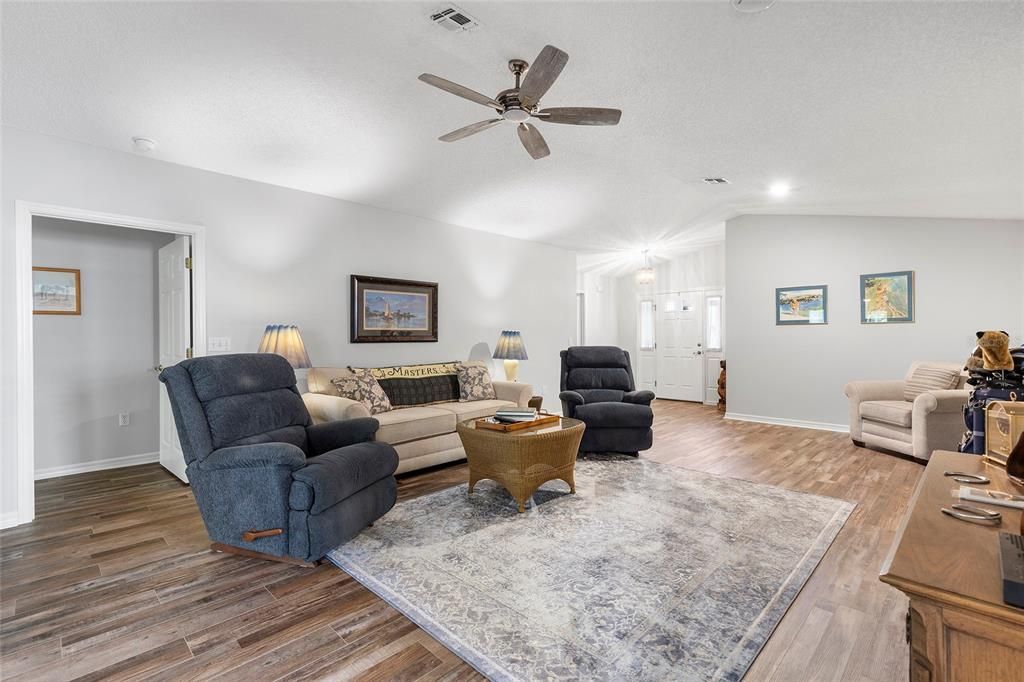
[881,451,1024,682]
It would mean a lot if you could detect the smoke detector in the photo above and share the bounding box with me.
[703,177,731,185]
[429,5,481,32]
[131,137,157,153]
[731,0,776,13]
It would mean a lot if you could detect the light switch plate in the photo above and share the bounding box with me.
[208,337,232,353]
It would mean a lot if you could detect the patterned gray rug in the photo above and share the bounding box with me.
[327,456,853,681]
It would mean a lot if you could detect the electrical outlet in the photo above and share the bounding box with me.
[208,337,232,353]
[118,413,130,427]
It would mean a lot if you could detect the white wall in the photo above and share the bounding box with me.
[726,214,1024,428]
[578,270,619,346]
[33,218,174,475]
[1,127,577,522]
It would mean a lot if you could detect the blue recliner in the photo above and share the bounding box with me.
[159,353,398,565]
[559,346,655,455]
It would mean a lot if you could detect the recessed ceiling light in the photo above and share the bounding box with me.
[731,0,777,14]
[131,137,157,153]
[769,182,791,198]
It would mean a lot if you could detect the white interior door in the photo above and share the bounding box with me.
[158,236,191,482]
[655,291,704,401]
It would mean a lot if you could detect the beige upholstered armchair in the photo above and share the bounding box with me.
[844,362,968,462]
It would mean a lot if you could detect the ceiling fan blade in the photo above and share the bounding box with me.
[536,107,622,126]
[438,119,504,142]
[418,73,502,110]
[518,45,568,108]
[517,122,550,160]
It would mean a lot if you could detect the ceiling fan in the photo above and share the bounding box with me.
[418,44,622,160]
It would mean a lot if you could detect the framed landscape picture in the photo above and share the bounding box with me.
[32,267,81,315]
[860,271,914,324]
[776,285,828,326]
[350,275,438,343]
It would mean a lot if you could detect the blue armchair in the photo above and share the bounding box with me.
[559,346,655,455]
[159,353,398,566]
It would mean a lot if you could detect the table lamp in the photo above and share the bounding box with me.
[257,324,311,369]
[493,330,528,382]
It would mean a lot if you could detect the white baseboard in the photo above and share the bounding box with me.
[0,511,22,530]
[724,412,850,434]
[34,451,161,481]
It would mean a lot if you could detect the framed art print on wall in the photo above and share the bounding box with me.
[32,267,81,315]
[776,285,828,326]
[860,270,914,324]
[351,275,438,343]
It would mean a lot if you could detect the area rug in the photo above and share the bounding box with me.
[327,457,854,681]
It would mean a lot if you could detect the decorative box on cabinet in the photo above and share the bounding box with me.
[881,451,1024,682]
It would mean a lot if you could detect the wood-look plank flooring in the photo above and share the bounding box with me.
[0,401,919,680]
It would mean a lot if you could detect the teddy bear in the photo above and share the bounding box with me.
[968,330,1015,371]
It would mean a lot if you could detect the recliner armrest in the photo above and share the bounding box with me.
[306,417,380,456]
[623,390,655,406]
[194,442,306,472]
[559,390,585,418]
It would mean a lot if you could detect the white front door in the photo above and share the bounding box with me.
[158,236,192,482]
[655,291,704,401]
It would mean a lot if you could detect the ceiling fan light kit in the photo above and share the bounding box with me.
[418,44,622,160]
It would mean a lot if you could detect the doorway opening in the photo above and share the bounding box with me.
[10,202,206,528]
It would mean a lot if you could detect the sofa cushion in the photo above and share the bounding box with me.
[289,441,398,514]
[374,406,456,444]
[457,362,497,402]
[433,399,517,422]
[378,374,460,407]
[862,420,914,444]
[904,364,961,402]
[574,402,654,429]
[860,400,913,428]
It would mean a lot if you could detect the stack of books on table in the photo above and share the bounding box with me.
[494,407,538,424]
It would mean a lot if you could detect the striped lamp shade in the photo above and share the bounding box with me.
[257,324,311,369]
[492,330,528,361]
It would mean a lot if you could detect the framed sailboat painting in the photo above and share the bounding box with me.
[350,275,438,343]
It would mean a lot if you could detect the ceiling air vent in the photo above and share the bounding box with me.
[703,177,731,185]
[430,5,481,32]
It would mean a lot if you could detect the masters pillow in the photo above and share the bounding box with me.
[350,362,460,407]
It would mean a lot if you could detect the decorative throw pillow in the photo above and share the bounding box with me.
[904,365,961,402]
[350,362,461,407]
[457,362,496,402]
[331,370,392,414]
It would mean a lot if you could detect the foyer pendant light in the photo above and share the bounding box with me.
[636,250,655,284]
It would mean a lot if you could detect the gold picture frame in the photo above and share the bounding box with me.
[32,267,81,315]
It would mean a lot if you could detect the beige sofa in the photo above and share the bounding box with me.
[844,361,968,462]
[302,367,532,474]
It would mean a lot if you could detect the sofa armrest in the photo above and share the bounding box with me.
[914,389,970,416]
[303,392,372,424]
[843,380,906,403]
[306,417,379,456]
[194,443,306,472]
[623,390,655,406]
[493,381,532,407]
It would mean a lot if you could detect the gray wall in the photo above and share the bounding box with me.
[725,214,1024,428]
[1,127,578,521]
[33,218,174,474]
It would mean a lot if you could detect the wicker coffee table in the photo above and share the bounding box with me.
[456,417,585,513]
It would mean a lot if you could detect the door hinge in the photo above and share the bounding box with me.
[185,347,194,359]
[654,380,657,387]
[184,257,193,270]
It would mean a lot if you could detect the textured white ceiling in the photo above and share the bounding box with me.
[3,1,1022,256]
